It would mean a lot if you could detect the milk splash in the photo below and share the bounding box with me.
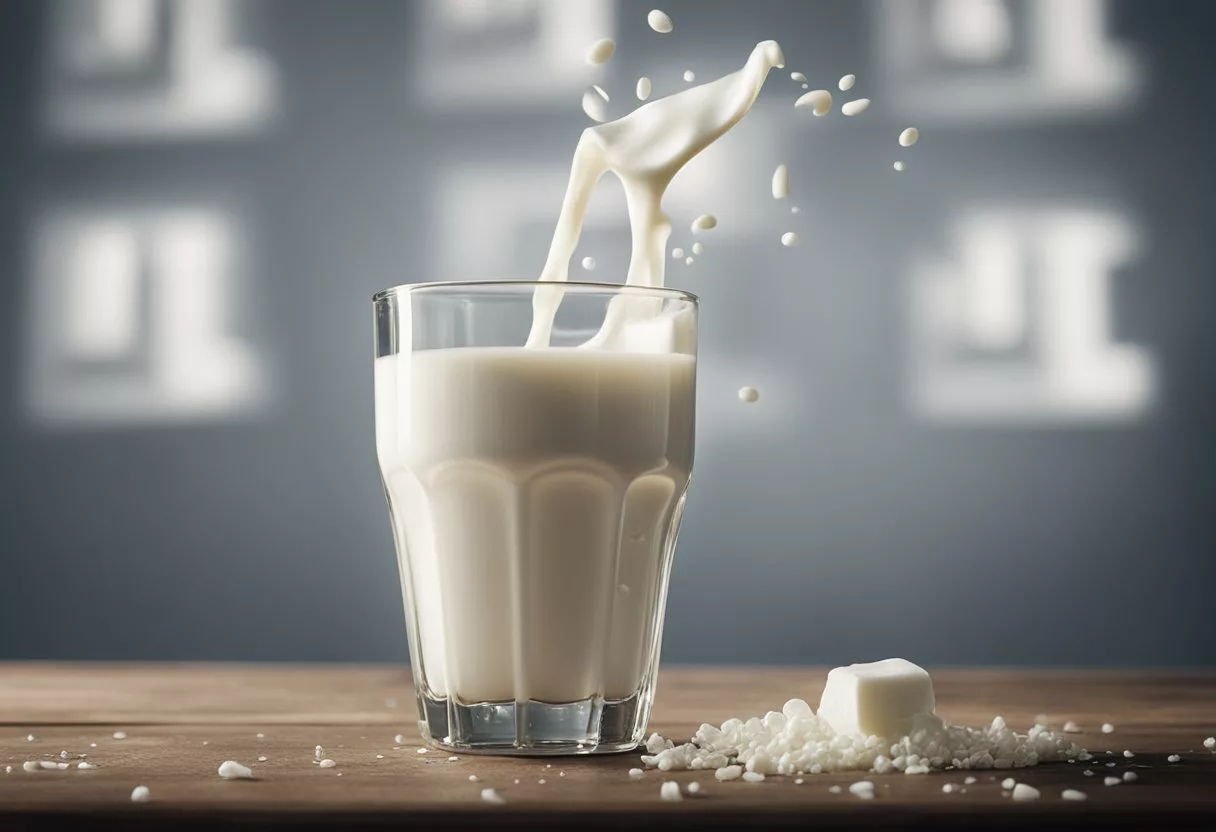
[526,41,786,349]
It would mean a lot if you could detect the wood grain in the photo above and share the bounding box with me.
[1,664,1214,829]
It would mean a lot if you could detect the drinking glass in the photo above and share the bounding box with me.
[373,281,697,754]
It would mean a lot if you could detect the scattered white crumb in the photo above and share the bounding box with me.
[1062,789,1087,801]
[336,772,343,777]
[963,776,977,785]
[417,748,428,755]
[942,783,956,793]
[538,778,547,785]
[394,735,404,744]
[1001,777,1017,790]
[686,781,702,795]
[829,785,843,794]
[218,761,254,780]
[742,771,765,783]
[112,731,127,740]
[1123,750,1135,758]
[26,734,35,742]
[629,768,645,779]
[1104,777,1121,786]
[4,766,11,774]
[257,756,267,762]
[1101,723,1115,734]
[468,774,479,782]
[1083,770,1094,776]
[1011,783,1040,802]
[59,750,67,759]
[715,765,742,781]
[256,733,265,739]
[385,698,397,708]
[559,771,566,777]
[794,778,804,785]
[1123,771,1139,783]
[514,779,520,785]
[481,787,506,805]
[1106,762,1116,767]
[77,762,97,770]
[660,781,683,801]
[1168,754,1181,763]
[315,745,323,760]
[200,742,207,746]
[377,755,385,760]
[319,759,337,769]
[130,785,150,802]
[848,780,875,799]
[1205,737,1216,750]
[1063,721,1081,733]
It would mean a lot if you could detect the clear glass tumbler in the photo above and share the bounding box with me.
[373,281,697,755]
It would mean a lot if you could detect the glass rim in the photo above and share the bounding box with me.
[372,280,698,305]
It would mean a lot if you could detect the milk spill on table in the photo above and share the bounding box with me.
[525,41,786,349]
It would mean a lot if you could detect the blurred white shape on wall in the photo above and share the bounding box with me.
[44,0,277,141]
[411,0,612,109]
[24,206,270,428]
[875,0,1141,122]
[908,207,1153,423]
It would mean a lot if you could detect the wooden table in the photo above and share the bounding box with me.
[1,665,1213,828]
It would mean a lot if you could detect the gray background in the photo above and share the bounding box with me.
[1,0,1213,667]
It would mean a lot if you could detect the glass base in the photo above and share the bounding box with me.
[418,692,644,755]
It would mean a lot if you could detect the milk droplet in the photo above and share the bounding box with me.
[893,161,906,172]
[841,98,871,116]
[838,74,856,91]
[636,76,652,101]
[771,164,790,199]
[585,38,615,65]
[685,256,694,265]
[791,206,801,214]
[691,213,717,231]
[790,72,807,83]
[581,256,596,271]
[899,127,920,147]
[683,70,696,83]
[671,247,685,259]
[738,387,760,403]
[781,232,800,247]
[581,85,609,122]
[692,242,704,255]
[794,90,832,116]
[647,9,674,34]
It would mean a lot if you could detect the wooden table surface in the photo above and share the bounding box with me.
[1,664,1214,829]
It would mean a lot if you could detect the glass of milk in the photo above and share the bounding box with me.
[373,281,697,754]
